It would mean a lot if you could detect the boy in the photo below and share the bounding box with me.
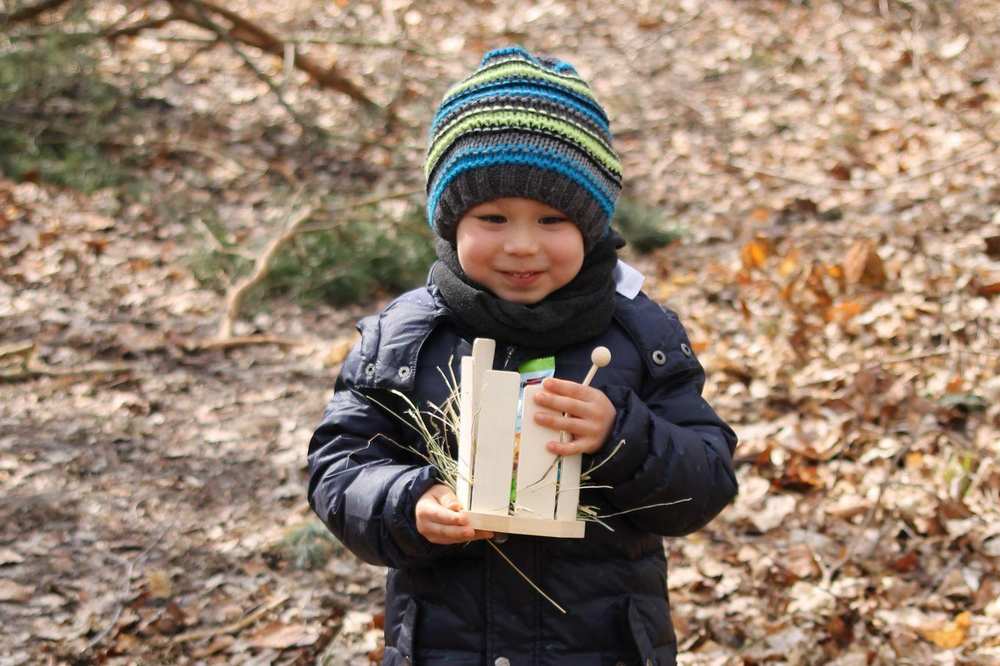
[308,46,738,666]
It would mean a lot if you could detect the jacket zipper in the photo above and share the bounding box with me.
[502,344,515,369]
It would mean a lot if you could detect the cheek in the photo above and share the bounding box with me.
[551,239,584,280]
[456,237,491,279]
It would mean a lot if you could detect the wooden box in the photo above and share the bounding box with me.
[455,338,586,538]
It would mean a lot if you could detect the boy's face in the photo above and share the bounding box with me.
[455,197,585,304]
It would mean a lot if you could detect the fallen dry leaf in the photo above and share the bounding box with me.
[919,611,972,649]
[190,635,235,658]
[248,621,319,649]
[324,335,359,367]
[825,299,865,324]
[0,580,33,603]
[147,569,173,600]
[975,280,1000,298]
[751,495,797,533]
[842,239,886,287]
[741,238,770,271]
[0,548,24,565]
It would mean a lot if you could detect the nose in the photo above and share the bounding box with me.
[502,223,538,255]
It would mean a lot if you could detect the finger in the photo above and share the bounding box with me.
[534,391,590,418]
[535,412,593,436]
[471,529,495,540]
[546,438,592,456]
[426,484,466,512]
[541,377,590,399]
[424,522,477,544]
[418,501,469,527]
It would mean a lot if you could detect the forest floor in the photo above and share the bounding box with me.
[2,1,999,664]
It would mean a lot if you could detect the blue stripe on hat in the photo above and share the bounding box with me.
[427,150,616,229]
[480,45,540,67]
[430,140,618,203]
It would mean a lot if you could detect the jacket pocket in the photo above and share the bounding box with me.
[626,597,677,666]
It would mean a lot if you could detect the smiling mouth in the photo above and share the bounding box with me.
[500,270,544,285]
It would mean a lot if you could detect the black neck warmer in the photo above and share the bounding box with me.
[429,231,624,354]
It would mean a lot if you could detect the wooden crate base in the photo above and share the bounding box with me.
[466,511,586,539]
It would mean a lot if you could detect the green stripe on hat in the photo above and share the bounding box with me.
[426,109,622,181]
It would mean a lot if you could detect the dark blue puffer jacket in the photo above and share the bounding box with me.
[307,284,738,666]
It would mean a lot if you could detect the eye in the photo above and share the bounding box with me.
[539,216,570,225]
[476,215,506,224]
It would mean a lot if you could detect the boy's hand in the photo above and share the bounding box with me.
[415,484,494,545]
[532,377,616,456]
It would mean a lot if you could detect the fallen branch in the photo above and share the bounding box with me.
[216,199,318,340]
[167,0,382,114]
[173,595,289,644]
[0,342,133,383]
[209,188,422,343]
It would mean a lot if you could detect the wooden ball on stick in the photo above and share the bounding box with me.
[581,346,611,387]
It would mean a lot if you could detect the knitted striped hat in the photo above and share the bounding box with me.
[425,46,622,249]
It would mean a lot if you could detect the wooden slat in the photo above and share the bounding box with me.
[514,384,559,520]
[555,452,582,522]
[468,369,519,515]
[471,338,495,395]
[457,339,495,509]
[466,511,586,538]
[455,355,476,508]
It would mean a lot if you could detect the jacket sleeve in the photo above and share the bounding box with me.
[585,355,738,537]
[307,340,453,569]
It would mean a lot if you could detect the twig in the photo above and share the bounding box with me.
[0,0,72,24]
[177,0,317,135]
[82,522,173,655]
[293,33,437,56]
[0,357,133,383]
[173,595,290,643]
[104,15,176,40]
[81,33,433,55]
[820,435,918,587]
[727,142,997,192]
[96,0,157,37]
[193,216,255,260]
[793,349,1000,388]
[292,188,422,235]
[188,335,308,351]
[216,198,318,340]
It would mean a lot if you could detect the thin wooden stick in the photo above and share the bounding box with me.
[82,522,173,655]
[173,595,290,643]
